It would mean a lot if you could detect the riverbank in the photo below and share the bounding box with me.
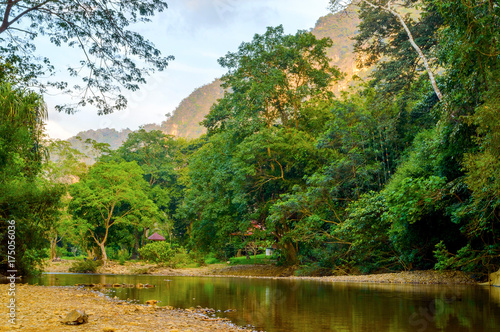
[0,284,250,331]
[45,260,478,285]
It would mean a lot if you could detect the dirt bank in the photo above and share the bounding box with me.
[45,260,478,285]
[0,284,250,331]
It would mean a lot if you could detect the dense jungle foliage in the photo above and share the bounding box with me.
[1,0,499,277]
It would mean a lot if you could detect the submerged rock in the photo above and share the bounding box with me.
[61,309,88,325]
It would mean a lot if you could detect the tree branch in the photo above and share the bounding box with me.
[0,0,54,34]
[359,0,443,101]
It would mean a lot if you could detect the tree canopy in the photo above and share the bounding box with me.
[0,0,173,114]
[69,160,158,263]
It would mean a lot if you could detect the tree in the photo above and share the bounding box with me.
[109,129,189,250]
[0,81,63,275]
[330,0,443,100]
[430,0,500,275]
[43,139,88,260]
[0,0,173,114]
[69,160,158,263]
[203,25,342,136]
[189,26,342,263]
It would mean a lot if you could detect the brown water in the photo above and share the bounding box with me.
[28,273,500,332]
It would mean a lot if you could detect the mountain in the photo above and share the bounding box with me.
[66,128,132,163]
[158,78,225,139]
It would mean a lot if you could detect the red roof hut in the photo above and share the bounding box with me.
[147,232,166,241]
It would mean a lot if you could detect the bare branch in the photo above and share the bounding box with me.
[358,0,443,101]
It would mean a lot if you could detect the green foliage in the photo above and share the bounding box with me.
[204,253,220,265]
[69,160,158,262]
[334,191,393,273]
[433,241,478,272]
[0,0,173,114]
[0,82,63,276]
[138,242,175,264]
[69,260,101,274]
[229,254,270,265]
[203,25,341,136]
[169,247,200,268]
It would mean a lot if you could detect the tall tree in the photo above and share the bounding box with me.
[0,81,63,275]
[190,26,341,263]
[69,160,158,263]
[0,0,173,114]
[110,129,189,249]
[203,25,342,137]
[43,139,88,260]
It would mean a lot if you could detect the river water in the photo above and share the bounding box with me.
[28,273,500,332]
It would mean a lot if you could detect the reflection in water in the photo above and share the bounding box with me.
[28,273,500,332]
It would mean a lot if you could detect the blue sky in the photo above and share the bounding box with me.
[45,0,332,139]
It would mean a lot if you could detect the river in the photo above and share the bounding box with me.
[28,273,500,332]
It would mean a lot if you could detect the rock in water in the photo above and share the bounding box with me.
[61,309,88,325]
[489,270,500,287]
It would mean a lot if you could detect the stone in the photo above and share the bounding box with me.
[489,269,500,286]
[61,309,88,325]
[145,300,158,306]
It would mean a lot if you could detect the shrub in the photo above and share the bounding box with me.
[170,247,197,268]
[138,242,175,264]
[204,253,220,265]
[117,248,130,265]
[69,260,100,273]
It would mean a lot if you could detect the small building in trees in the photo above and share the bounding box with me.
[147,232,166,241]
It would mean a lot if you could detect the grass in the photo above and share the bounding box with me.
[229,253,274,265]
[58,255,86,261]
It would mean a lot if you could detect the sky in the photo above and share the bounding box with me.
[44,0,332,140]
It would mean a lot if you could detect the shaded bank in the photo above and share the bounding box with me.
[43,260,480,285]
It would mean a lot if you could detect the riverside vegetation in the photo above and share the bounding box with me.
[1,0,500,285]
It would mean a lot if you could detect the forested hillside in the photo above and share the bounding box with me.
[158,79,225,138]
[67,128,132,150]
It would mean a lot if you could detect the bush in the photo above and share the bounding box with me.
[170,247,199,268]
[69,260,101,273]
[138,242,175,264]
[204,253,220,265]
[117,248,130,265]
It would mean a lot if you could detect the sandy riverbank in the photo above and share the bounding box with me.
[0,284,250,331]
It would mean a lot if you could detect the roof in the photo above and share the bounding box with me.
[230,221,265,236]
[147,232,166,241]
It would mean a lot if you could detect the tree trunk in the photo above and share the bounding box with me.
[50,237,57,260]
[283,241,297,264]
[99,242,107,265]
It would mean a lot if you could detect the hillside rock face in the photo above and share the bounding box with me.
[159,78,224,139]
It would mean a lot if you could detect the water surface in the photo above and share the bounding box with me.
[28,273,500,332]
